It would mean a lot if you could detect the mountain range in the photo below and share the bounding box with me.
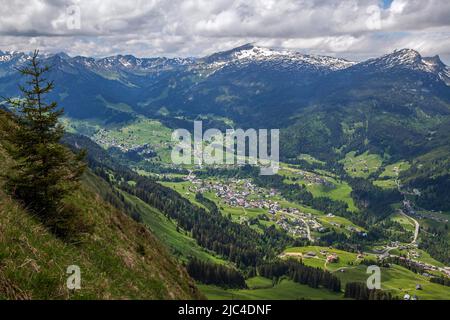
[1,44,449,211]
[1,44,448,123]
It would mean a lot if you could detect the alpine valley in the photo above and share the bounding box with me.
[1,44,450,300]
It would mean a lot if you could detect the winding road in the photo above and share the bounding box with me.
[300,218,314,242]
[396,176,420,245]
[399,210,420,244]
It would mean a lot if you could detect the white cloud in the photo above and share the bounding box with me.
[0,0,449,63]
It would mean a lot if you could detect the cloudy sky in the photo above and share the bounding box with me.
[1,0,449,63]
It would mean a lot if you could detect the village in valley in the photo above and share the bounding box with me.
[183,172,362,241]
[92,128,157,158]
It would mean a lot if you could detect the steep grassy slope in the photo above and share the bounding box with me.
[0,143,202,300]
[118,190,227,265]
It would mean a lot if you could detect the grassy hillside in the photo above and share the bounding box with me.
[279,164,358,212]
[199,278,343,300]
[0,142,202,299]
[282,246,450,300]
[118,190,227,265]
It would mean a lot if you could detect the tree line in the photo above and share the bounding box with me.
[257,259,341,292]
[186,259,247,289]
[430,276,450,287]
[344,282,394,300]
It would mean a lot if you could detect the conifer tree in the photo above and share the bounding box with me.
[2,50,85,216]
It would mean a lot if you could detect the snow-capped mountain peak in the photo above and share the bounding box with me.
[361,48,449,85]
[0,50,24,62]
[0,51,32,73]
[0,54,13,62]
[364,49,422,69]
[203,44,355,72]
[365,49,443,71]
[233,45,285,60]
[392,48,422,63]
[1,47,448,85]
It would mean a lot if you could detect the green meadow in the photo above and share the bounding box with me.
[341,151,383,178]
[374,161,411,189]
[283,246,369,272]
[279,164,358,212]
[282,246,450,300]
[199,278,343,300]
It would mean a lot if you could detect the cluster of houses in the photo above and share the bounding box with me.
[184,174,327,239]
[302,250,340,264]
[92,128,156,157]
[277,209,325,234]
[189,178,281,210]
[275,215,323,239]
[403,200,417,216]
[377,243,449,278]
[443,267,450,277]
[186,175,280,212]
[326,253,339,263]
[276,217,307,238]
[295,170,333,187]
[373,240,450,281]
[396,256,441,274]
[327,218,367,237]
[403,200,448,223]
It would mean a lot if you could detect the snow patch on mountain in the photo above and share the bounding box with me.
[1,46,448,85]
[202,44,355,74]
[66,54,195,75]
[0,53,13,62]
[359,49,450,86]
[0,51,29,63]
[232,45,355,71]
[439,68,450,86]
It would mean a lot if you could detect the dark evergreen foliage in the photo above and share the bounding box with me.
[186,259,247,289]
[1,51,85,218]
[430,276,450,287]
[344,282,394,300]
[257,259,341,292]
